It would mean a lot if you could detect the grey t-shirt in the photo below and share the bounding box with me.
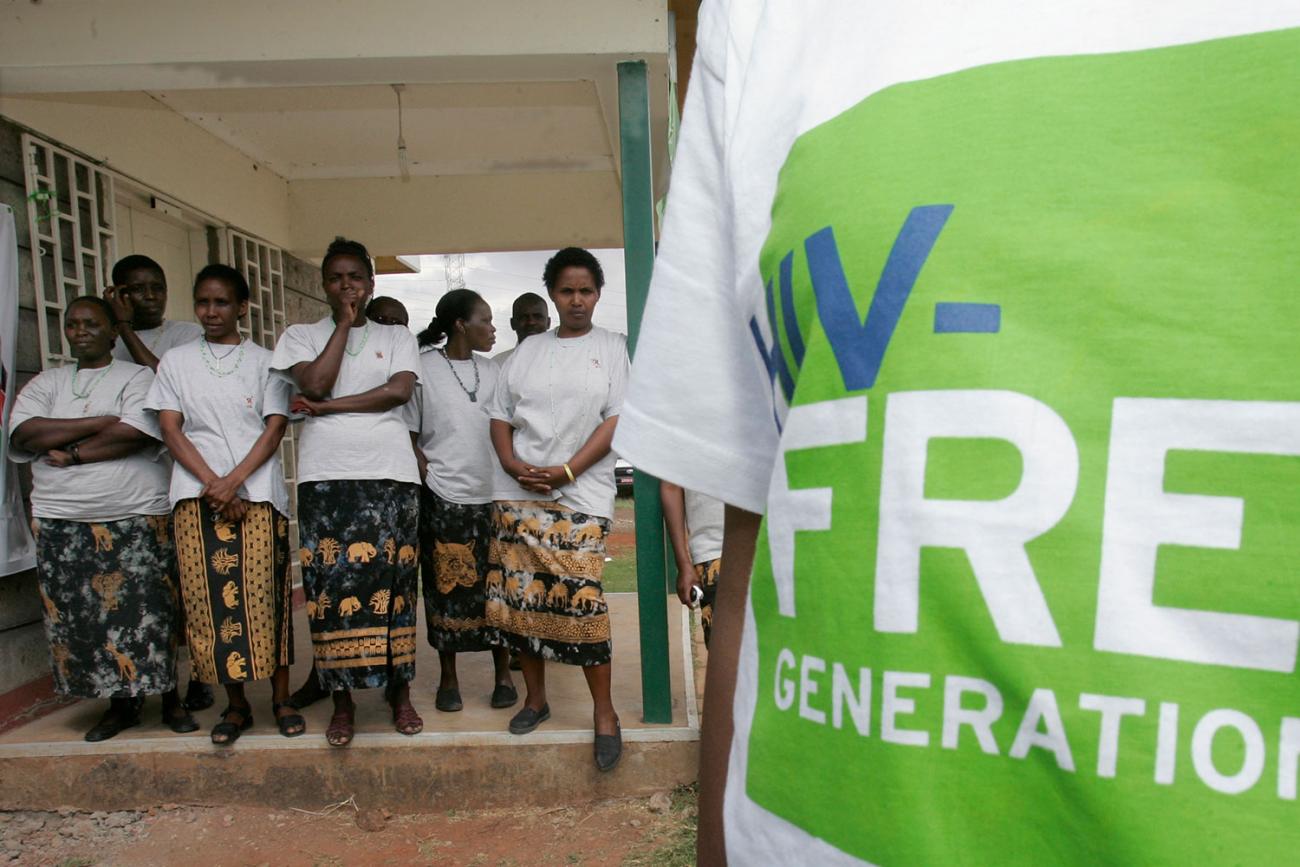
[685,489,725,564]
[488,327,628,520]
[414,351,499,505]
[111,318,203,363]
[270,317,422,484]
[145,339,292,514]
[9,361,169,521]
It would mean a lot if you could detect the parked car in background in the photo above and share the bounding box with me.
[615,458,635,494]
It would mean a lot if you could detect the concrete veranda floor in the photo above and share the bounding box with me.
[0,593,700,812]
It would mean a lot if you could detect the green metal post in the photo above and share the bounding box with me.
[618,59,673,724]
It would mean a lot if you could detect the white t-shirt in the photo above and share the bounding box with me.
[488,327,627,520]
[685,489,724,565]
[9,361,169,521]
[613,3,1300,865]
[269,317,421,485]
[414,350,499,505]
[111,318,202,363]
[144,339,292,514]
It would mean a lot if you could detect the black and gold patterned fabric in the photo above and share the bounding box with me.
[419,488,500,653]
[33,515,179,698]
[693,557,722,647]
[173,498,293,684]
[297,480,419,690]
[486,500,612,667]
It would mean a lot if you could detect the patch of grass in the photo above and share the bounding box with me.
[602,553,638,593]
[623,784,698,867]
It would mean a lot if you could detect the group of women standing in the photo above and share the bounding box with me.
[11,240,630,770]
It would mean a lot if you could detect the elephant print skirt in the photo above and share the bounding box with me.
[486,500,612,667]
[173,498,293,685]
[297,480,420,690]
[420,488,500,653]
[32,514,179,699]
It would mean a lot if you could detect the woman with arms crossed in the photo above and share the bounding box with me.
[486,247,628,770]
[413,289,517,713]
[271,238,423,746]
[9,297,195,740]
[147,265,300,744]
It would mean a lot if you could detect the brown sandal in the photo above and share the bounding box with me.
[392,700,423,736]
[326,702,355,747]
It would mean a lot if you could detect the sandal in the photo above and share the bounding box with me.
[326,702,355,747]
[392,699,424,736]
[210,705,253,746]
[273,701,306,738]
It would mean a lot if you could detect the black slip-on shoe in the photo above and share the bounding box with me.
[508,703,550,735]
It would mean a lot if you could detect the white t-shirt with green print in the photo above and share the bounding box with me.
[615,1,1300,864]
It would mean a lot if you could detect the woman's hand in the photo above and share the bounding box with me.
[518,464,569,494]
[44,449,73,468]
[676,566,702,607]
[219,498,249,523]
[103,285,134,324]
[337,290,361,328]
[290,394,327,417]
[202,474,244,514]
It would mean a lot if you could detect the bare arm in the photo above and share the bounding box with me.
[103,285,160,371]
[520,416,619,493]
[660,480,698,606]
[291,371,416,416]
[288,305,359,399]
[11,415,118,454]
[491,418,529,479]
[697,505,761,867]
[410,431,428,483]
[158,410,220,488]
[47,421,153,466]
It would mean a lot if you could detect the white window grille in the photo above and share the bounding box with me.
[222,229,299,552]
[21,134,117,370]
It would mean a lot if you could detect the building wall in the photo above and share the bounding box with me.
[0,114,326,701]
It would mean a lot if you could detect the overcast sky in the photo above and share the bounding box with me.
[374,248,627,352]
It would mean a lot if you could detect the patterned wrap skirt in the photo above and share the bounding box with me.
[694,558,722,648]
[33,515,179,698]
[486,500,612,667]
[420,488,499,653]
[173,498,294,684]
[298,479,419,691]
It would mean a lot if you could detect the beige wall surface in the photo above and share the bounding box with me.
[0,93,292,249]
[289,171,625,258]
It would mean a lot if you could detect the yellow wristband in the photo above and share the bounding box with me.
[563,463,576,483]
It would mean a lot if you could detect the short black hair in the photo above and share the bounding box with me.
[543,247,604,292]
[66,295,117,326]
[322,237,375,279]
[193,263,251,303]
[111,254,165,287]
[367,295,409,324]
[417,288,484,348]
[512,291,548,315]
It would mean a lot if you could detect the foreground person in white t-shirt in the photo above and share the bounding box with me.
[614,2,1300,865]
[413,289,518,713]
[9,296,190,741]
[486,247,629,771]
[147,265,300,745]
[271,238,424,747]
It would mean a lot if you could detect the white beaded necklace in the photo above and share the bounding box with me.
[200,338,245,377]
[70,359,113,400]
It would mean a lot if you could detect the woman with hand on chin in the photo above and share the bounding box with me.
[9,296,192,741]
[413,290,517,714]
[146,265,299,745]
[271,237,423,747]
[486,247,629,771]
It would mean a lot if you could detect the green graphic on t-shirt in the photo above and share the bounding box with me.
[748,27,1300,864]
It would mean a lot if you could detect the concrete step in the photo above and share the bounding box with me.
[0,594,699,812]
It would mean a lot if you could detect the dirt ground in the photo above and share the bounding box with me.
[0,786,696,866]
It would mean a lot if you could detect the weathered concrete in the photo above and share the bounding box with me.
[0,594,700,811]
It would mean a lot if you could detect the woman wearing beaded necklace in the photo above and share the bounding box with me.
[413,289,517,714]
[145,265,300,745]
[486,247,629,771]
[271,237,424,747]
[9,296,192,741]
